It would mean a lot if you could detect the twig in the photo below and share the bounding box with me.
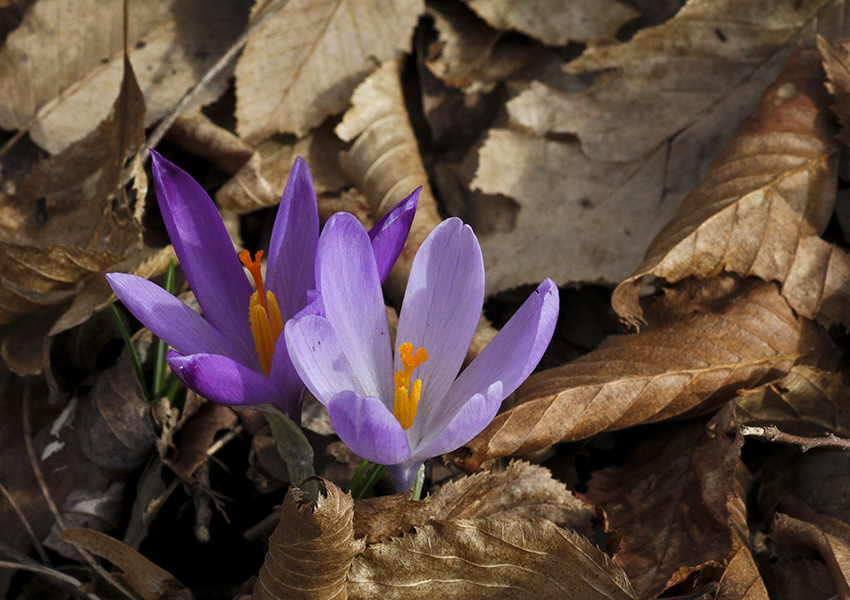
[0,560,100,600]
[739,425,850,451]
[21,379,138,600]
[0,480,51,565]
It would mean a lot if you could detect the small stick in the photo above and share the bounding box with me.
[739,425,850,452]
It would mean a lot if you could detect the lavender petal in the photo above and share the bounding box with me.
[368,188,420,284]
[327,391,412,466]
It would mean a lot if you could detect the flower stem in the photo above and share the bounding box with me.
[152,259,176,399]
[109,301,149,399]
[345,460,371,495]
[353,464,386,500]
[411,464,426,501]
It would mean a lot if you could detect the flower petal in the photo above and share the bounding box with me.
[150,151,256,368]
[396,218,484,419]
[413,382,502,459]
[317,213,393,400]
[268,333,306,423]
[285,315,364,404]
[387,460,425,492]
[266,157,319,320]
[327,391,412,466]
[368,188,420,284]
[106,273,238,358]
[419,279,559,437]
[167,350,284,408]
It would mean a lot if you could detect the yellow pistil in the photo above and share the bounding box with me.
[239,250,284,376]
[393,342,428,430]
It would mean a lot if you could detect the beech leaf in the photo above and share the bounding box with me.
[348,517,636,600]
[354,461,595,543]
[254,478,364,600]
[463,0,638,46]
[235,0,423,142]
[584,409,743,599]
[611,47,848,328]
[459,277,836,470]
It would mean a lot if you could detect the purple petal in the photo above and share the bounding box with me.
[167,350,284,408]
[413,382,502,459]
[368,188,420,284]
[150,151,256,368]
[285,315,365,405]
[419,279,559,437]
[268,334,306,423]
[106,273,238,359]
[387,460,426,492]
[396,218,484,415]
[327,391,412,466]
[317,213,393,400]
[266,157,319,320]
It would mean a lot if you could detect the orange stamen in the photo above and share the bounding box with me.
[240,249,284,375]
[393,342,428,430]
[239,249,266,309]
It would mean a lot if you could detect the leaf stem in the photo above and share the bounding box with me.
[345,459,371,495]
[109,300,149,399]
[152,258,176,399]
[353,463,386,500]
[411,464,426,501]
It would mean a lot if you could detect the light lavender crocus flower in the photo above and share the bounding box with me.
[285,214,559,490]
[106,151,418,421]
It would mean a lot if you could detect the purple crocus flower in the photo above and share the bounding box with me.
[106,151,418,421]
[285,214,559,490]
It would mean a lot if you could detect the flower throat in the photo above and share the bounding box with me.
[239,250,283,376]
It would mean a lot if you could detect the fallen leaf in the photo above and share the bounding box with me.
[168,402,238,480]
[612,47,847,328]
[473,0,845,295]
[463,0,638,45]
[769,560,837,600]
[0,0,247,154]
[424,0,547,94]
[235,0,423,142]
[43,482,124,559]
[459,277,836,470]
[254,478,364,600]
[348,517,637,600]
[0,55,145,326]
[58,527,193,600]
[584,409,742,599]
[354,460,596,544]
[819,35,850,146]
[735,365,850,438]
[216,120,348,214]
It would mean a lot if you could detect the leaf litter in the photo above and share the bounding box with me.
[3,1,850,599]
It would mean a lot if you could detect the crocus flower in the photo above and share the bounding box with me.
[285,214,559,490]
[106,151,418,421]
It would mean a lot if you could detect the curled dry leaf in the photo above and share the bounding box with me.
[58,527,193,600]
[0,0,245,154]
[819,35,850,147]
[43,482,124,560]
[0,56,145,327]
[254,478,364,600]
[585,408,744,599]
[772,497,850,598]
[235,0,423,142]
[612,47,847,328]
[348,517,636,600]
[217,121,348,215]
[463,0,638,45]
[735,365,850,438]
[76,348,157,470]
[354,460,595,543]
[459,277,836,471]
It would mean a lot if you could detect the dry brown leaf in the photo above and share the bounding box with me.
[819,35,850,147]
[58,527,193,600]
[354,461,595,543]
[168,402,238,480]
[235,0,423,142]
[717,476,769,600]
[255,479,364,600]
[0,0,245,154]
[612,47,847,327]
[349,517,636,600]
[735,365,850,438]
[772,498,850,599]
[166,109,255,176]
[463,0,638,45]
[424,0,547,94]
[217,121,348,215]
[584,409,742,599]
[471,0,846,294]
[43,482,124,559]
[0,56,144,328]
[770,560,837,600]
[459,277,836,471]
